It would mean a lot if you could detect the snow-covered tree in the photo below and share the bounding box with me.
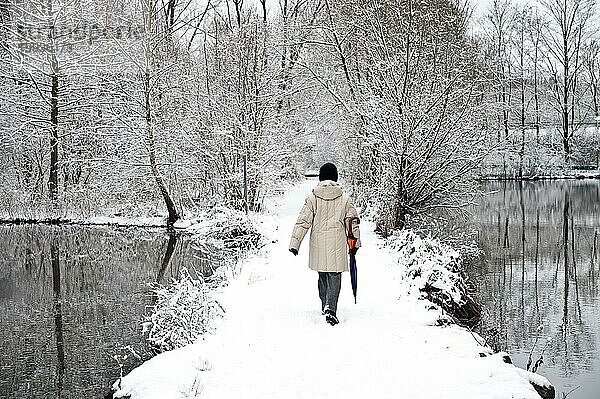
[0,0,104,203]
[313,0,487,234]
[540,0,595,162]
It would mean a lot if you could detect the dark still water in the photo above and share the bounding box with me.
[0,226,222,399]
[469,180,600,399]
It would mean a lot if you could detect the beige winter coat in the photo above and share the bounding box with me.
[289,180,361,272]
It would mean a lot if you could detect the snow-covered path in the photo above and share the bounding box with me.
[114,180,545,399]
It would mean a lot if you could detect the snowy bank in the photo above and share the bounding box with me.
[111,181,554,399]
[0,215,167,228]
[0,207,262,245]
[386,230,555,398]
[387,230,553,398]
[387,229,481,326]
[480,171,600,181]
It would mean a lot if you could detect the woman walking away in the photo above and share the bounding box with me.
[289,163,361,326]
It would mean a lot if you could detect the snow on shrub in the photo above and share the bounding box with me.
[389,229,481,326]
[143,268,224,353]
[143,210,263,354]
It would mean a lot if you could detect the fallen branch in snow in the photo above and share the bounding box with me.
[389,229,481,326]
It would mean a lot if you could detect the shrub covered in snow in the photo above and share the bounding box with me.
[181,207,263,251]
[143,269,225,353]
[142,209,263,353]
[389,229,481,326]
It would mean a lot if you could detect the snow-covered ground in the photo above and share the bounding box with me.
[112,180,550,399]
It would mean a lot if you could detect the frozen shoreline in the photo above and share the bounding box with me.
[0,216,168,228]
[0,207,253,232]
[479,171,600,181]
[110,181,555,399]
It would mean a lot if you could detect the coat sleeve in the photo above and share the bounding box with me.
[289,195,315,251]
[345,196,361,248]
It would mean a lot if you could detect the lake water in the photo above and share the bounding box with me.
[0,226,223,398]
[469,180,600,399]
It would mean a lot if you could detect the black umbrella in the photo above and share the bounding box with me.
[346,217,359,304]
[349,247,358,304]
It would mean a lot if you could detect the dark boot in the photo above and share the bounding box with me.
[325,309,339,326]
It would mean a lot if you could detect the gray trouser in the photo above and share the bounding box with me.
[318,272,342,314]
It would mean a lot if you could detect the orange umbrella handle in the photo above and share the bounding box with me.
[347,236,357,249]
[345,217,359,249]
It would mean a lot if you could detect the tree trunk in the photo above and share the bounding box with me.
[145,0,179,227]
[561,19,571,163]
[49,74,59,199]
[534,49,540,144]
[48,0,59,200]
[593,84,599,118]
[519,26,525,179]
[260,0,266,22]
[563,45,570,163]
[277,0,289,114]
[570,27,583,131]
[145,70,179,226]
[234,0,242,27]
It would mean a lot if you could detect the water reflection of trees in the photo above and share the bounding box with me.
[471,181,600,386]
[51,240,65,397]
[0,226,223,398]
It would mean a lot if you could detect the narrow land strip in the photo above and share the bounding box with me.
[113,181,548,399]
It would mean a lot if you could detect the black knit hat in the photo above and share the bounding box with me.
[319,163,338,182]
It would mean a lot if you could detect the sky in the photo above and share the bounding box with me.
[471,0,495,18]
[242,0,514,24]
